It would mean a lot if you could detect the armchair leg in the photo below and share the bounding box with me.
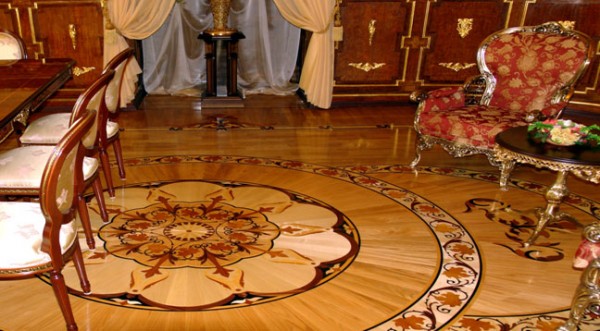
[410,135,430,168]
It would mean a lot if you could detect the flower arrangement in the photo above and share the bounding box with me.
[528,119,600,147]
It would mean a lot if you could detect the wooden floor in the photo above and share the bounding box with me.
[0,94,599,330]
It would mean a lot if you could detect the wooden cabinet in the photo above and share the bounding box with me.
[333,0,600,113]
[0,0,104,101]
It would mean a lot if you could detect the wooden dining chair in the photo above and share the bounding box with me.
[0,70,116,249]
[18,48,134,197]
[0,28,27,59]
[0,109,95,331]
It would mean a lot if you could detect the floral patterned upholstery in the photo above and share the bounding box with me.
[411,22,593,168]
[0,30,26,59]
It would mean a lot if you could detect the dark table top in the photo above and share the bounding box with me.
[495,126,600,166]
[0,58,74,128]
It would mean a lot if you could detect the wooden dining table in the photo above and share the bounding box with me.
[0,58,75,142]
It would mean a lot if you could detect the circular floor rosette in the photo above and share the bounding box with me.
[46,155,600,330]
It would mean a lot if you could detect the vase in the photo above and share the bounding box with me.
[209,0,236,35]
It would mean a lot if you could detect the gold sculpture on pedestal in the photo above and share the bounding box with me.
[208,0,236,36]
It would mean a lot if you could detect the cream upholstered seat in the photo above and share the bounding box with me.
[409,22,593,169]
[0,109,95,331]
[0,28,27,59]
[19,48,134,197]
[0,70,116,250]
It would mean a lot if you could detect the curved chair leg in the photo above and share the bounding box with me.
[48,270,78,331]
[112,137,126,180]
[76,194,95,249]
[99,148,116,198]
[92,176,109,223]
[410,135,429,168]
[71,241,91,294]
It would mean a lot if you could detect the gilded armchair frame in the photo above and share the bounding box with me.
[410,21,594,169]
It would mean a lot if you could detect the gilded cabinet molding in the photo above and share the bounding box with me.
[457,18,473,38]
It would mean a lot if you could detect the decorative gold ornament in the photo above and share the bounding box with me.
[438,62,476,72]
[558,20,576,30]
[457,18,473,38]
[73,66,96,77]
[208,0,236,36]
[368,19,376,46]
[348,62,386,72]
[68,24,77,50]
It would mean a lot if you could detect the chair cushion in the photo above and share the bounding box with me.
[417,104,529,147]
[20,113,119,144]
[0,146,98,188]
[19,113,70,145]
[0,33,24,60]
[107,120,119,139]
[0,201,76,268]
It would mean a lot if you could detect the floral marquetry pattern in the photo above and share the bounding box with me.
[90,180,360,309]
[101,200,280,268]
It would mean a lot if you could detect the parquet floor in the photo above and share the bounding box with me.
[0,94,599,330]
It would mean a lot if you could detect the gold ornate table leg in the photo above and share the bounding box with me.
[558,258,600,331]
[498,158,515,191]
[524,170,571,247]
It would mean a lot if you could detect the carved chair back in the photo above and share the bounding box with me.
[0,28,27,59]
[477,22,593,115]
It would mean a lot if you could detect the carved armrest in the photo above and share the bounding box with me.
[463,74,487,105]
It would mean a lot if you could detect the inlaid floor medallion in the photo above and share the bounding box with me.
[44,155,600,330]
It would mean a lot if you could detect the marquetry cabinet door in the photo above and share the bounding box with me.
[417,1,510,87]
[30,0,104,88]
[333,0,412,101]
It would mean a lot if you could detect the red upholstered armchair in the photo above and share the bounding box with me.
[409,22,593,168]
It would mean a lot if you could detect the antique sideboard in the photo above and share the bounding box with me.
[2,1,599,113]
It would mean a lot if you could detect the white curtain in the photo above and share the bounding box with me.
[272,0,336,109]
[142,0,300,98]
[104,0,177,107]
[106,0,335,109]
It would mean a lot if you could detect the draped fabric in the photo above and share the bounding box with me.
[141,0,301,99]
[104,0,177,107]
[106,0,335,109]
[272,0,336,109]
